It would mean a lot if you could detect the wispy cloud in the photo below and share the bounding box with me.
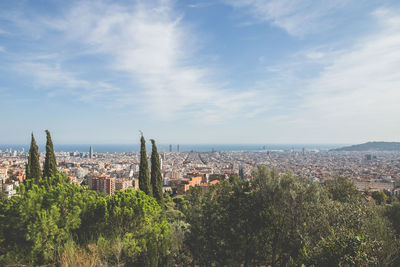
[3,0,261,123]
[265,7,400,142]
[15,61,120,102]
[188,2,216,9]
[224,0,350,36]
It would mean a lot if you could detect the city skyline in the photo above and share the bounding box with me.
[1,0,400,144]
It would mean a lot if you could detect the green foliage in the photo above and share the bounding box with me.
[323,176,361,203]
[183,166,399,266]
[372,190,388,205]
[43,130,58,178]
[139,134,151,196]
[0,175,170,266]
[150,139,163,205]
[307,231,380,266]
[386,202,400,235]
[26,133,41,182]
[0,174,84,265]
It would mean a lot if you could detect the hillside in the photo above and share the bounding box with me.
[333,141,400,151]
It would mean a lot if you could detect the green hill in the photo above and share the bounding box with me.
[333,141,400,151]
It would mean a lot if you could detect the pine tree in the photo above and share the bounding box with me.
[43,130,58,178]
[150,139,163,204]
[26,133,41,182]
[139,134,151,195]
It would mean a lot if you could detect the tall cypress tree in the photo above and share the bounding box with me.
[26,133,41,182]
[139,134,151,195]
[43,130,58,178]
[150,139,163,204]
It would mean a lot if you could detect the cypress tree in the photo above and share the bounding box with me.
[26,133,41,182]
[25,154,30,180]
[139,134,151,195]
[43,130,58,178]
[150,139,163,204]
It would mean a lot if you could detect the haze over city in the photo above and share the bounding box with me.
[1,0,400,144]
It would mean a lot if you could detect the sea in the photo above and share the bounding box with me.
[0,144,345,153]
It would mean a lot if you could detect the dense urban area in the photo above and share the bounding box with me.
[1,146,400,198]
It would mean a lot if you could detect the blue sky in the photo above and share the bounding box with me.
[1,0,400,145]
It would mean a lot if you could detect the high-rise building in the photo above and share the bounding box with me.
[177,144,180,152]
[88,175,115,195]
[169,144,172,152]
[89,146,93,159]
[239,166,244,180]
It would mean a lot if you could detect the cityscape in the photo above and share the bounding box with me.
[2,0,400,265]
[2,144,400,198]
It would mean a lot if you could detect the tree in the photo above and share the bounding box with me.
[0,175,171,266]
[183,166,398,266]
[150,139,163,204]
[386,202,400,235]
[139,134,151,195]
[43,130,58,178]
[26,133,41,182]
[372,191,387,205]
[323,176,360,203]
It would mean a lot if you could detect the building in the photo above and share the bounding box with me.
[3,183,16,198]
[88,175,115,195]
[115,179,132,191]
[0,167,7,183]
[132,178,139,190]
[89,146,93,159]
[177,176,202,195]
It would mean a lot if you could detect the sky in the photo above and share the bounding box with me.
[1,0,400,145]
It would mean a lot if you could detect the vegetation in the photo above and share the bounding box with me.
[43,130,58,178]
[0,174,170,266]
[139,133,151,196]
[333,141,400,151]
[181,167,400,266]
[26,133,41,182]
[151,139,163,205]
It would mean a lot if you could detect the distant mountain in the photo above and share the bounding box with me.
[332,142,400,151]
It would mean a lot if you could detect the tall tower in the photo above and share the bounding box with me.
[177,144,180,152]
[89,146,93,159]
[169,144,172,152]
[239,166,244,180]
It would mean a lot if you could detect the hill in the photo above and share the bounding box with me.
[333,142,400,151]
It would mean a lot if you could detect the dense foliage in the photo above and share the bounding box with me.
[2,160,400,266]
[139,134,151,196]
[0,174,170,266]
[181,166,400,266]
[26,133,41,182]
[43,130,58,178]
[151,139,163,205]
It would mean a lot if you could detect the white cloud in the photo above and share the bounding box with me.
[15,61,120,102]
[7,0,261,123]
[224,0,350,36]
[289,8,400,141]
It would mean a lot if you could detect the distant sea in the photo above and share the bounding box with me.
[0,144,344,153]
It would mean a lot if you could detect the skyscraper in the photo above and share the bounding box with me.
[169,144,172,152]
[177,144,180,152]
[89,146,93,159]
